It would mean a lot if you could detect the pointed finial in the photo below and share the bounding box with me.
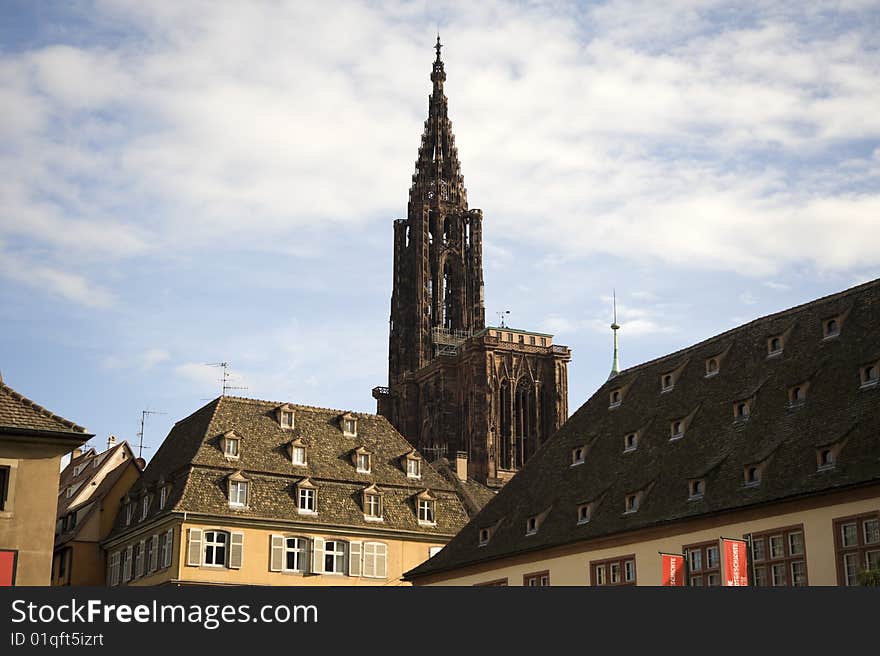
[609,290,621,379]
[435,33,442,61]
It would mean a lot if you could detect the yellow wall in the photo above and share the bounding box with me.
[0,447,65,585]
[113,519,446,587]
[416,490,880,586]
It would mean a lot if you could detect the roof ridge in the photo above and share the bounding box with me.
[0,381,88,433]
[615,276,880,380]
[220,394,380,418]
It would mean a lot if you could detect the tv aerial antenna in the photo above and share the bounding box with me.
[206,362,248,397]
[136,409,166,459]
[497,310,510,328]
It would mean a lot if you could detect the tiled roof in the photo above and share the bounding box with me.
[0,381,88,435]
[406,277,880,579]
[108,396,471,538]
[57,441,136,518]
[431,457,496,517]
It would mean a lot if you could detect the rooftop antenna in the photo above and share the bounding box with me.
[206,361,248,397]
[136,409,166,459]
[497,310,510,328]
[608,290,621,380]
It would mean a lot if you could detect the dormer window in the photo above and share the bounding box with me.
[228,472,249,508]
[363,485,384,521]
[416,490,436,525]
[661,373,674,392]
[341,413,357,437]
[705,357,719,377]
[276,404,296,430]
[526,516,539,535]
[296,479,317,514]
[860,363,879,388]
[609,389,622,408]
[141,493,153,520]
[744,465,761,487]
[789,383,808,405]
[823,317,841,339]
[404,451,421,478]
[479,528,491,546]
[354,447,372,473]
[670,420,685,440]
[817,448,835,470]
[223,431,241,459]
[159,484,169,510]
[125,501,133,526]
[767,336,783,356]
[577,503,592,525]
[688,479,705,500]
[624,432,638,452]
[571,446,585,466]
[289,438,308,466]
[734,401,751,421]
[624,493,639,514]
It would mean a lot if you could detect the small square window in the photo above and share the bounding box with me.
[817,448,835,470]
[688,479,705,499]
[661,373,674,392]
[823,318,840,339]
[745,465,761,486]
[670,420,684,440]
[860,364,879,387]
[625,494,639,514]
[734,401,751,420]
[478,528,490,546]
[526,516,538,535]
[705,357,719,377]
[577,504,591,524]
[609,389,622,408]
[571,447,585,465]
[789,385,806,405]
[768,336,783,356]
[624,433,638,452]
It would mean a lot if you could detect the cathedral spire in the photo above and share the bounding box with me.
[609,290,621,380]
[410,37,466,209]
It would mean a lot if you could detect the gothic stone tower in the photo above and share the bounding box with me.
[373,39,571,486]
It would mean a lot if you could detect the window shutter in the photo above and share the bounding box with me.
[123,545,133,582]
[229,532,244,569]
[163,529,173,568]
[135,540,145,578]
[349,541,362,577]
[149,534,159,572]
[363,543,375,578]
[376,542,387,579]
[270,534,284,572]
[311,537,325,574]
[187,528,203,566]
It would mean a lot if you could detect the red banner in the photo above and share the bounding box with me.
[660,553,685,586]
[0,550,17,587]
[721,538,749,586]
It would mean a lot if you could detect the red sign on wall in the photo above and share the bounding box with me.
[0,550,17,586]
[660,553,685,586]
[721,538,749,586]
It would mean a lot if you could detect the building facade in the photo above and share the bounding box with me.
[406,279,880,586]
[103,395,476,586]
[373,39,571,487]
[52,438,142,586]
[0,376,91,585]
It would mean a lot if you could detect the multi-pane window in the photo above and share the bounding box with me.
[292,445,307,465]
[365,493,383,519]
[749,525,808,587]
[356,453,371,473]
[159,485,168,509]
[524,571,550,586]
[108,551,120,587]
[406,458,421,478]
[125,503,133,526]
[202,531,228,567]
[281,410,294,428]
[343,419,357,435]
[298,487,316,513]
[203,531,228,567]
[418,498,436,524]
[161,529,173,569]
[324,540,347,574]
[684,541,720,586]
[225,438,239,458]
[284,537,306,572]
[834,513,880,585]
[229,481,248,507]
[590,555,636,586]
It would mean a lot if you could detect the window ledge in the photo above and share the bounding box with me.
[577,518,590,526]
[704,371,719,379]
[0,511,14,520]
[296,509,318,516]
[744,481,761,488]
[669,434,684,442]
[859,381,878,389]
[608,402,621,410]
[406,474,422,480]
[767,350,783,359]
[364,515,384,523]
[418,520,437,527]
[623,446,636,453]
[570,460,585,467]
[525,530,538,536]
[817,464,836,472]
[623,509,638,515]
[687,494,704,502]
[822,333,840,341]
[661,387,673,394]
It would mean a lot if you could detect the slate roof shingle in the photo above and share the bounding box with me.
[406,277,880,579]
[0,380,88,435]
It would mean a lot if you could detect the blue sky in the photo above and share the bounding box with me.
[1,1,878,463]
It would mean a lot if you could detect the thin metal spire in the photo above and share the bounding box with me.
[609,290,621,379]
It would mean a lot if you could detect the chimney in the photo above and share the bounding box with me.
[72,447,83,459]
[107,435,117,450]
[455,451,468,482]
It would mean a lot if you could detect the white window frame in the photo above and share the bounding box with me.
[281,410,295,429]
[418,498,436,525]
[229,480,248,508]
[109,551,120,587]
[283,536,306,573]
[203,530,228,567]
[291,446,307,466]
[406,457,421,478]
[365,493,383,520]
[141,494,151,521]
[624,560,636,582]
[356,452,371,473]
[298,486,316,514]
[161,529,173,569]
[324,540,347,575]
[159,486,167,510]
[225,437,240,459]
